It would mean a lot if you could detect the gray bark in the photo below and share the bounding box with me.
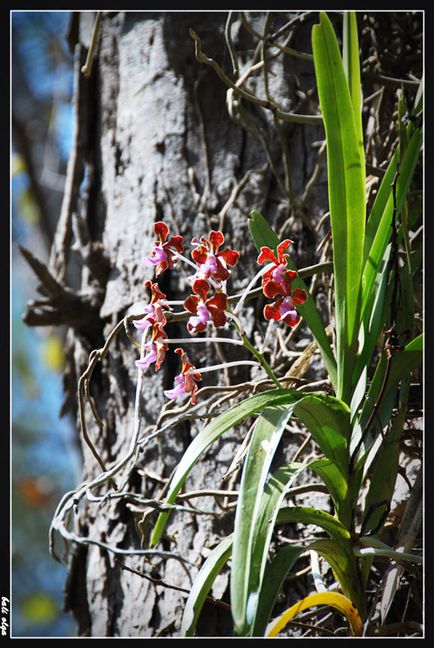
[57,11,328,637]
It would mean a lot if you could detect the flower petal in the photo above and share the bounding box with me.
[154,221,169,241]
[219,248,240,267]
[283,311,300,327]
[191,246,208,265]
[257,246,278,265]
[264,299,283,321]
[292,288,307,305]
[166,235,184,253]
[209,230,225,251]
[277,239,293,260]
[192,278,211,301]
[184,294,200,314]
[206,293,227,328]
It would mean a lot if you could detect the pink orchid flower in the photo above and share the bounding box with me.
[164,348,202,404]
[191,230,239,285]
[144,221,184,276]
[184,279,228,334]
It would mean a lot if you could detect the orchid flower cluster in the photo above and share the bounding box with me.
[134,221,307,404]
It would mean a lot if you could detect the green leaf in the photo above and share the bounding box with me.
[248,210,280,253]
[252,545,303,637]
[359,405,407,587]
[274,505,364,615]
[363,149,399,265]
[309,539,366,618]
[151,389,351,548]
[149,389,302,546]
[343,12,364,188]
[295,395,351,477]
[309,458,350,526]
[276,505,351,543]
[231,406,300,635]
[352,243,392,390]
[248,464,305,610]
[248,209,337,387]
[359,248,415,575]
[231,393,351,634]
[180,535,232,637]
[351,334,422,463]
[361,128,422,320]
[312,12,365,403]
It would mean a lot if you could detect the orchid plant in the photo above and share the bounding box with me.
[134,12,423,637]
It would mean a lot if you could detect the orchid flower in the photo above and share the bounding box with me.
[135,317,168,372]
[184,279,228,335]
[191,230,239,285]
[257,240,298,299]
[133,281,170,332]
[263,289,307,327]
[163,348,202,404]
[144,221,184,276]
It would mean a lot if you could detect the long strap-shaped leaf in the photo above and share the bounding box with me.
[231,406,300,636]
[276,508,364,616]
[180,535,232,637]
[309,457,350,526]
[351,333,423,462]
[266,591,363,637]
[181,460,306,637]
[343,12,365,191]
[149,389,301,546]
[361,128,422,320]
[247,463,305,629]
[253,545,303,637]
[150,389,350,546]
[232,387,351,635]
[312,13,365,403]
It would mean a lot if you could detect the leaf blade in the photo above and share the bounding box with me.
[312,12,366,402]
[231,405,299,635]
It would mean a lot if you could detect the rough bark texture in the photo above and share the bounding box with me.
[59,11,329,637]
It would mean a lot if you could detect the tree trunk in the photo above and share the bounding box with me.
[44,11,327,637]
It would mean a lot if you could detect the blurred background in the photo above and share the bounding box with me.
[12,11,80,637]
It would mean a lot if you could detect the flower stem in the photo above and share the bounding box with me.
[188,360,260,375]
[232,264,270,315]
[240,333,284,389]
[162,337,244,346]
[227,305,284,389]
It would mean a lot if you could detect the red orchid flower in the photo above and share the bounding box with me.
[191,230,240,284]
[257,239,298,298]
[145,221,184,276]
[184,279,228,334]
[263,289,307,327]
[135,317,168,372]
[164,348,202,404]
[134,281,170,332]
